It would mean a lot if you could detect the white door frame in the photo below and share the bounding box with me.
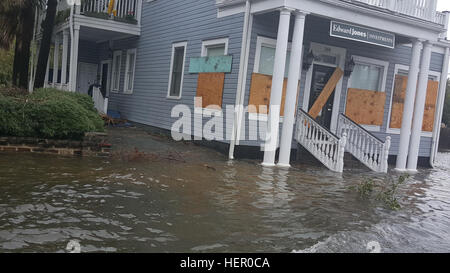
[100,59,112,96]
[302,42,346,133]
[77,62,99,94]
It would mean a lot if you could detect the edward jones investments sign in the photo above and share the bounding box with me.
[330,21,395,49]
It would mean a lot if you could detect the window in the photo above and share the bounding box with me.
[347,56,388,92]
[124,49,136,94]
[201,38,228,57]
[387,64,441,136]
[111,51,122,92]
[168,42,187,99]
[254,36,291,77]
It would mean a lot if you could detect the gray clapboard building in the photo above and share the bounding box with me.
[33,0,450,173]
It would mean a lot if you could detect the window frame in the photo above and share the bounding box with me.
[201,38,229,57]
[167,42,187,100]
[111,50,122,93]
[251,36,294,121]
[347,55,389,93]
[253,36,292,75]
[345,55,389,132]
[124,48,137,94]
[386,64,441,136]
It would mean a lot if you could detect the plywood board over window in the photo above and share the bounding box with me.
[389,75,408,129]
[389,75,439,132]
[345,89,386,126]
[248,73,297,116]
[196,73,225,109]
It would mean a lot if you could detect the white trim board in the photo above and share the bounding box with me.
[124,48,137,94]
[167,42,188,100]
[201,38,229,57]
[386,64,441,137]
[343,55,390,132]
[111,50,122,93]
[302,42,347,134]
[100,59,112,95]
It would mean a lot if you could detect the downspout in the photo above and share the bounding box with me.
[68,3,75,91]
[430,46,449,167]
[229,0,251,159]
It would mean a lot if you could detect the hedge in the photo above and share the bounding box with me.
[0,88,104,140]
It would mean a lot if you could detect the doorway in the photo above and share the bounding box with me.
[302,42,346,133]
[77,62,98,94]
[308,65,336,129]
[100,60,111,98]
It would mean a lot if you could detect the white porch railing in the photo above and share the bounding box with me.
[296,110,347,173]
[349,0,445,24]
[337,114,391,173]
[79,0,142,23]
[92,86,107,113]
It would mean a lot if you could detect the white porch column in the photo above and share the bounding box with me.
[407,41,433,172]
[262,8,292,167]
[69,24,80,92]
[53,38,60,85]
[61,29,69,87]
[278,11,307,168]
[395,39,422,171]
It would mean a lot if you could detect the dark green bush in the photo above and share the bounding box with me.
[0,88,104,140]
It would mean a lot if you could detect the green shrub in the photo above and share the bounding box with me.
[0,88,104,140]
[0,48,14,87]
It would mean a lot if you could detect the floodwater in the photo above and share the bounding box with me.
[0,128,449,253]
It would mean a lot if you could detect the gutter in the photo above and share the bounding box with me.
[229,0,251,159]
[69,3,75,91]
[430,45,450,167]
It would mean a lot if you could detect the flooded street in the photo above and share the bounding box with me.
[0,127,449,253]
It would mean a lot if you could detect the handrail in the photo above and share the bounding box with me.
[338,114,384,143]
[337,114,391,173]
[296,109,347,173]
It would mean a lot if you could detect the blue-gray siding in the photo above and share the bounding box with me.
[107,0,244,138]
[103,4,444,158]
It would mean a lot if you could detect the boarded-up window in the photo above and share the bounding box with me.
[196,73,225,109]
[248,73,295,116]
[345,89,386,126]
[389,75,439,132]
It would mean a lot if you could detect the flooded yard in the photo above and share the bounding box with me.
[0,126,449,253]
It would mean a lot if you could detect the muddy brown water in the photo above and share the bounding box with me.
[0,128,449,252]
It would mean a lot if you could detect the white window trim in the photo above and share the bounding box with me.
[345,55,389,132]
[201,38,229,57]
[124,48,137,94]
[195,38,229,115]
[111,50,122,93]
[253,36,292,74]
[167,42,187,100]
[386,64,441,137]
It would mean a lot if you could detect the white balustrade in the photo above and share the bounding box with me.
[296,110,347,173]
[337,114,391,173]
[349,0,444,24]
[79,0,139,20]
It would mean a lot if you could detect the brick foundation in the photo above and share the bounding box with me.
[0,132,111,157]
